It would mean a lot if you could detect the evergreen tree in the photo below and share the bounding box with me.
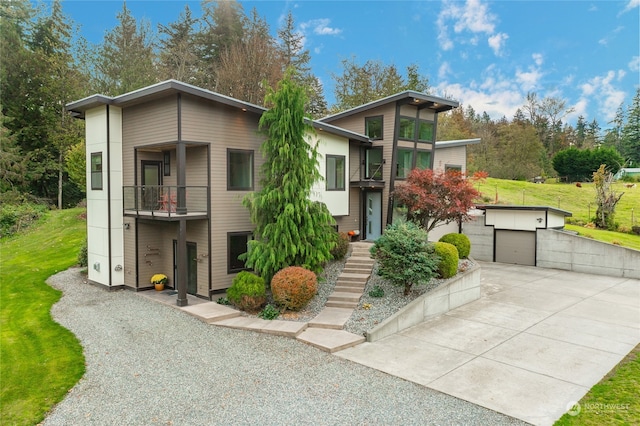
[94,3,157,95]
[158,5,199,82]
[243,69,335,283]
[621,89,640,166]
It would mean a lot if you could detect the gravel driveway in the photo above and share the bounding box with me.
[44,268,527,425]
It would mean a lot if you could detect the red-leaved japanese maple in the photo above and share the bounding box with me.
[393,169,481,233]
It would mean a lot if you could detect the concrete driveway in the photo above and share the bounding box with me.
[336,261,640,426]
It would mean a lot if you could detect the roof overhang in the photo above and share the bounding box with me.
[66,80,267,118]
[435,138,481,148]
[320,90,459,123]
[308,119,371,144]
[475,205,572,217]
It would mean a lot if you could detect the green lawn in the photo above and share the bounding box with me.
[0,208,87,425]
[555,346,639,425]
[477,178,640,249]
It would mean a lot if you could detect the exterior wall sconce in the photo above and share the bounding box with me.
[123,223,130,230]
[537,218,543,223]
[93,262,100,272]
[114,264,123,271]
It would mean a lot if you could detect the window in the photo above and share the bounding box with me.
[228,232,252,273]
[91,152,103,190]
[418,121,434,142]
[227,149,253,190]
[396,148,413,179]
[365,147,383,180]
[163,151,171,176]
[399,117,415,140]
[365,116,383,139]
[326,155,345,190]
[416,151,431,170]
[445,164,462,173]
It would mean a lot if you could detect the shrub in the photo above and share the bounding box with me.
[0,202,48,238]
[433,241,459,279]
[368,285,385,298]
[439,233,471,259]
[258,304,280,320]
[226,271,266,312]
[78,238,88,267]
[370,220,440,295]
[330,231,350,260]
[270,266,318,311]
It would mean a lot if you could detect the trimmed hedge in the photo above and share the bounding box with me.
[433,241,459,279]
[439,233,471,259]
[226,271,266,312]
[270,266,317,311]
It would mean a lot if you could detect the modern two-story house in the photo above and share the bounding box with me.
[67,80,477,305]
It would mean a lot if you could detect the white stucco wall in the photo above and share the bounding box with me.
[310,132,349,216]
[85,106,124,287]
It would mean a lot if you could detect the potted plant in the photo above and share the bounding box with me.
[151,273,168,291]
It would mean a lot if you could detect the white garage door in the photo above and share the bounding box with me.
[495,230,536,266]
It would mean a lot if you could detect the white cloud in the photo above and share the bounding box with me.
[438,61,452,80]
[488,33,508,56]
[621,0,640,14]
[300,18,342,36]
[629,56,640,72]
[437,0,507,57]
[579,71,627,122]
[515,68,542,92]
[435,81,523,119]
[532,53,544,66]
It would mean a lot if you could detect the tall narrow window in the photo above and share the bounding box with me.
[163,151,171,176]
[326,155,345,190]
[396,148,413,179]
[227,149,254,190]
[228,232,252,273]
[416,151,431,170]
[91,152,103,190]
[418,121,434,142]
[399,117,416,140]
[365,147,383,180]
[365,116,383,140]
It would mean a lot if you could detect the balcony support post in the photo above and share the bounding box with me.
[176,218,188,306]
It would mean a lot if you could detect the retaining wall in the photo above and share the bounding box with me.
[537,229,640,279]
[365,262,482,342]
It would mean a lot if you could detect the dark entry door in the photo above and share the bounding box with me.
[141,161,162,209]
[173,241,198,295]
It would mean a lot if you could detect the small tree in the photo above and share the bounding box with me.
[393,169,480,233]
[370,221,439,296]
[593,164,624,230]
[243,69,335,283]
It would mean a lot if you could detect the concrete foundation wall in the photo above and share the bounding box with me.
[366,262,481,342]
[537,229,640,279]
[463,214,493,261]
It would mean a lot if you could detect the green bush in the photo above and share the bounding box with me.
[439,233,471,258]
[330,231,350,260]
[433,241,459,279]
[368,285,385,298]
[226,271,266,312]
[370,220,440,295]
[270,266,318,311]
[0,202,48,238]
[258,304,280,320]
[77,239,88,267]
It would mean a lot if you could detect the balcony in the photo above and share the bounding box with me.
[123,186,209,220]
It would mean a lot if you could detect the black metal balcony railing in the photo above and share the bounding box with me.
[123,186,209,218]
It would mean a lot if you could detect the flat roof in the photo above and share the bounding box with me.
[476,205,573,217]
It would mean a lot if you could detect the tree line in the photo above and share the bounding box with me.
[1,0,638,211]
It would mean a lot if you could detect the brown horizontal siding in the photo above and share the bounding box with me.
[123,98,178,145]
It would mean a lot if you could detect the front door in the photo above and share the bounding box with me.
[365,191,382,240]
[173,241,198,295]
[141,161,162,210]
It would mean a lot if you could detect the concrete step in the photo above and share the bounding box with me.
[335,279,366,288]
[350,250,372,257]
[334,285,365,294]
[307,307,353,330]
[296,328,365,353]
[326,300,358,309]
[346,258,375,267]
[328,291,361,303]
[342,267,372,275]
[339,272,371,283]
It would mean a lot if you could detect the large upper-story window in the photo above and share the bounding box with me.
[91,152,103,190]
[399,117,416,140]
[326,155,345,190]
[365,116,383,140]
[227,149,253,190]
[418,121,434,142]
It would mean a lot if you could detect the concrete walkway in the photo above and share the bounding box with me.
[335,261,640,426]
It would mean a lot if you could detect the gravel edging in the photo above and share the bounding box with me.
[44,267,527,426]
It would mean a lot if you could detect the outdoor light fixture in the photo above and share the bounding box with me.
[123,223,130,230]
[537,218,543,223]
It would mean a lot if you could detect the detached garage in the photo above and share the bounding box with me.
[470,205,572,266]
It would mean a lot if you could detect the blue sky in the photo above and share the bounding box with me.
[61,0,639,128]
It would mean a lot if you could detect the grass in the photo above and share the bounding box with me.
[554,345,640,425]
[0,208,87,425]
[476,178,640,250]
